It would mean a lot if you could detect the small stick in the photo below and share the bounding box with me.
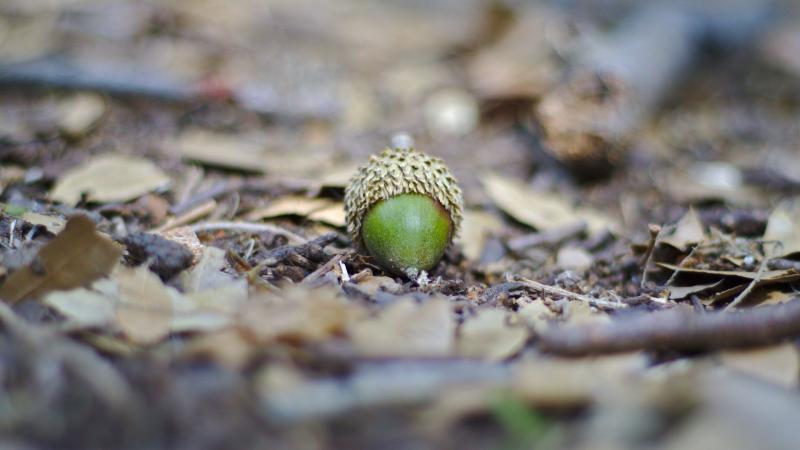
[639,224,662,288]
[725,244,774,310]
[154,200,217,232]
[538,298,800,356]
[189,221,307,245]
[517,277,625,310]
[664,242,699,287]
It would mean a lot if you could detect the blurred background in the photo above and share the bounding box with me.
[3,1,800,449]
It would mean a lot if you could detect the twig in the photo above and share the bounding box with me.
[154,200,217,233]
[664,242,699,287]
[639,224,662,288]
[538,298,800,356]
[517,277,624,310]
[725,244,773,310]
[189,221,307,245]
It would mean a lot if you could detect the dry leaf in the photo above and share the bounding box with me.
[668,281,723,300]
[0,215,123,304]
[58,93,106,138]
[764,200,800,256]
[457,209,504,261]
[183,329,255,369]
[481,172,615,235]
[657,263,799,282]
[517,298,555,333]
[353,274,402,297]
[177,129,266,173]
[44,287,115,327]
[51,154,171,206]
[240,285,361,343]
[21,211,65,234]
[180,246,234,293]
[115,266,173,344]
[157,226,203,261]
[556,246,593,271]
[720,344,799,389]
[457,308,528,361]
[247,196,345,227]
[513,354,646,407]
[349,297,455,358]
[171,280,248,333]
[661,208,706,251]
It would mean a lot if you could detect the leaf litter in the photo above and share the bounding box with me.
[2,2,800,449]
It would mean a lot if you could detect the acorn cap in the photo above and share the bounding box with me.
[345,146,463,250]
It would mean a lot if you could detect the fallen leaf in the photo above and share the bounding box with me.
[481,172,615,235]
[661,208,706,251]
[180,246,234,292]
[240,285,361,343]
[517,298,555,333]
[183,329,255,369]
[21,211,65,234]
[720,344,799,389]
[350,297,455,358]
[513,354,646,408]
[457,308,528,361]
[657,263,799,282]
[51,154,171,206]
[457,209,504,261]
[764,200,800,256]
[177,129,266,173]
[43,287,115,327]
[58,93,106,138]
[115,266,173,344]
[556,246,593,271]
[247,196,345,227]
[0,215,123,304]
[353,274,402,297]
[170,281,247,333]
[157,226,203,261]
[668,281,723,300]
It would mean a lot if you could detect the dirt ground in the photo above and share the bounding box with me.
[2,1,800,449]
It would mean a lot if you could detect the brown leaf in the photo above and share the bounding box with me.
[668,281,723,300]
[456,209,504,261]
[58,93,106,138]
[177,129,267,173]
[481,172,616,235]
[51,154,171,206]
[720,344,799,388]
[764,201,800,256]
[114,266,173,344]
[43,287,115,327]
[183,329,255,369]
[661,208,706,251]
[457,308,528,361]
[513,353,647,408]
[246,196,345,227]
[349,297,455,358]
[240,285,362,343]
[0,215,123,304]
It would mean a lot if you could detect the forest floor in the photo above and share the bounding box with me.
[2,1,800,449]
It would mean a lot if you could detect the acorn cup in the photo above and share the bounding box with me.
[344,144,463,277]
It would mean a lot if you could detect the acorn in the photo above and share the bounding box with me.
[345,143,463,277]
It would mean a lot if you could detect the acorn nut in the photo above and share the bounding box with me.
[344,144,463,277]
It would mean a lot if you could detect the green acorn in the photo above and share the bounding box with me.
[345,144,463,277]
